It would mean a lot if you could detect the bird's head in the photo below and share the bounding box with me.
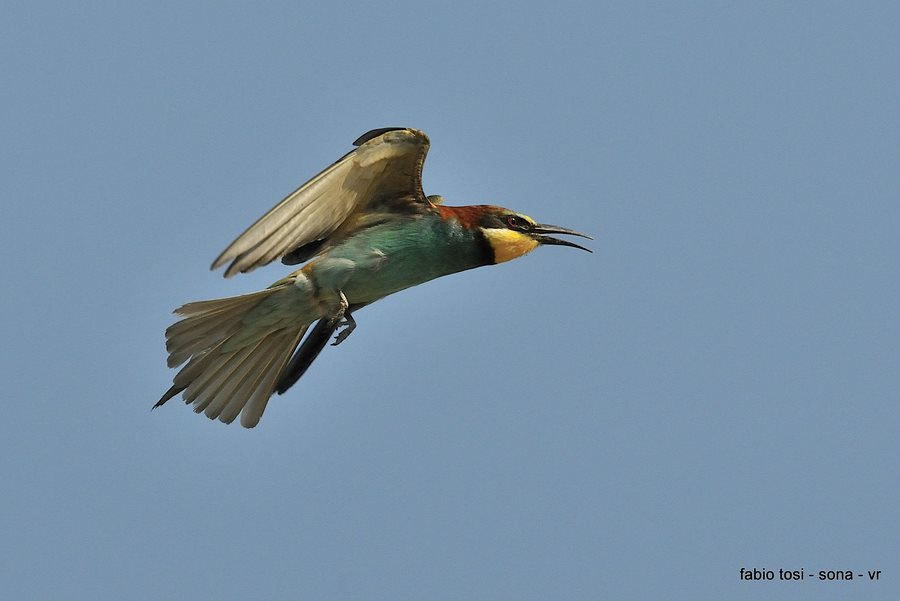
[464,205,593,264]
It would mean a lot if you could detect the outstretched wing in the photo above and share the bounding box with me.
[212,127,430,277]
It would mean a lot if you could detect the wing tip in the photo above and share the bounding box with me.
[352,127,429,148]
[210,253,241,278]
[352,127,408,146]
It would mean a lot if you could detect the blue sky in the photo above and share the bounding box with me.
[2,1,898,599]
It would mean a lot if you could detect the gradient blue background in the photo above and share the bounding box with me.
[2,2,898,599]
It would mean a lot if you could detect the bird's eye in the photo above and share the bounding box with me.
[507,215,527,230]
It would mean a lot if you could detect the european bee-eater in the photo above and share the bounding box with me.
[155,127,591,427]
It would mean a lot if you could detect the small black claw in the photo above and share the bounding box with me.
[331,314,356,346]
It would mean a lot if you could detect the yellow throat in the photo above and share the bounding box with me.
[481,228,539,264]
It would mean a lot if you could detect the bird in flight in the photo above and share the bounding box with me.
[155,127,591,427]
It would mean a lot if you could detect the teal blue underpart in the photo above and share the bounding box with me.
[314,213,487,304]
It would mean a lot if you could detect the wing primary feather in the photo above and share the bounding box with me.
[226,210,312,276]
[211,154,355,273]
[211,128,431,277]
[230,190,343,275]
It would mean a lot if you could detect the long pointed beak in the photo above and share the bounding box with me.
[532,224,593,253]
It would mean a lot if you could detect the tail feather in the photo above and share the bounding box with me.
[213,342,276,422]
[174,291,276,316]
[237,329,306,427]
[155,284,312,427]
[166,321,238,369]
[164,289,277,368]
[187,339,264,413]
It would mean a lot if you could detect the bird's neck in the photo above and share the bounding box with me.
[436,205,490,229]
[436,205,538,264]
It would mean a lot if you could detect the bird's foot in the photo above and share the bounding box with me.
[331,313,356,346]
[330,290,356,346]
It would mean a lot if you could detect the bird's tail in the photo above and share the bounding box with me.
[155,285,311,428]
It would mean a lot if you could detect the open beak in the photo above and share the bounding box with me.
[532,224,593,253]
